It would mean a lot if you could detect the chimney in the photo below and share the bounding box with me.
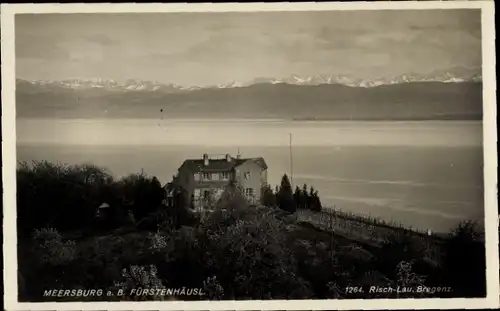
[203,153,209,166]
[225,153,232,162]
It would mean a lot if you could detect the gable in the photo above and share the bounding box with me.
[234,158,267,172]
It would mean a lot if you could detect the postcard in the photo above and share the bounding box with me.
[2,1,498,310]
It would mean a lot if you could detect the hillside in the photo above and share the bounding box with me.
[17,161,486,300]
[16,80,482,120]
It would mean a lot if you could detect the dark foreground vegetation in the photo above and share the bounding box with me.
[17,161,486,301]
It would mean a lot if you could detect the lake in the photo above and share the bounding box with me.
[16,119,484,233]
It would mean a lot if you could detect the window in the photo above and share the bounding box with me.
[212,173,220,181]
[203,190,211,199]
[244,172,251,180]
[202,172,211,180]
[221,171,230,180]
[194,189,201,198]
[245,188,254,197]
[194,173,200,181]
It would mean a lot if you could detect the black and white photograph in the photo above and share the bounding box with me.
[2,2,498,310]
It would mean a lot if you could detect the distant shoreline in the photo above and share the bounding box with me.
[15,116,483,122]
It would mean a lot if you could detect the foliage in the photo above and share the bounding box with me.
[148,232,169,253]
[31,228,77,266]
[393,261,427,298]
[113,265,167,301]
[17,161,114,235]
[308,187,323,212]
[378,232,426,277]
[195,199,313,299]
[202,276,225,300]
[441,221,486,297]
[17,161,168,235]
[278,174,295,211]
[276,174,296,213]
[266,181,322,213]
[260,184,276,207]
[17,162,487,301]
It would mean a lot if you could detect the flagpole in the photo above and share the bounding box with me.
[289,133,293,189]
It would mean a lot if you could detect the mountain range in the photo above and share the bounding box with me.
[19,66,481,93]
[16,69,482,121]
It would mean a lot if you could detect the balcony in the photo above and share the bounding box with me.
[194,171,233,183]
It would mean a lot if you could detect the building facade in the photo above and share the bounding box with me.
[171,153,268,211]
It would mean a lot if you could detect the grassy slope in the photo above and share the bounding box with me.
[19,205,447,301]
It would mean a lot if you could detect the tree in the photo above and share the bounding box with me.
[132,175,165,220]
[293,186,302,209]
[16,161,114,235]
[311,190,323,212]
[261,185,276,207]
[174,187,190,210]
[190,195,196,210]
[150,177,165,204]
[441,221,486,297]
[302,184,309,210]
[307,186,317,211]
[277,174,296,213]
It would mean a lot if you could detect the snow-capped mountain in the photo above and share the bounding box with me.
[247,67,481,88]
[20,78,193,93]
[18,67,481,92]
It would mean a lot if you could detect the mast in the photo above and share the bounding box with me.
[289,133,294,188]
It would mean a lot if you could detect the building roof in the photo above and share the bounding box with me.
[98,202,110,209]
[180,156,267,173]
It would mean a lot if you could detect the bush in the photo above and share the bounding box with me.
[393,261,426,298]
[148,232,169,253]
[441,221,486,297]
[17,161,114,235]
[150,195,313,299]
[17,161,168,234]
[31,228,76,266]
[378,232,425,278]
[19,228,78,301]
[112,265,167,301]
[195,198,313,299]
[202,276,225,300]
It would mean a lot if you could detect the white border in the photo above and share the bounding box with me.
[2,2,498,310]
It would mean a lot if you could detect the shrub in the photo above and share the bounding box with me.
[113,265,166,301]
[441,221,486,297]
[393,261,426,298]
[17,161,113,235]
[202,276,225,300]
[20,228,78,301]
[31,228,76,266]
[17,161,171,235]
[378,231,425,277]
[196,198,313,299]
[148,232,169,253]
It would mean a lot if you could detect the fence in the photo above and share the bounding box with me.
[296,208,445,262]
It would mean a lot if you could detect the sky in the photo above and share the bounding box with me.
[16,9,481,86]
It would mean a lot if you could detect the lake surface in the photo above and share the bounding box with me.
[16,119,484,233]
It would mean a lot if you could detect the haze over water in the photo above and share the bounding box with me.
[17,118,481,146]
[16,118,484,233]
